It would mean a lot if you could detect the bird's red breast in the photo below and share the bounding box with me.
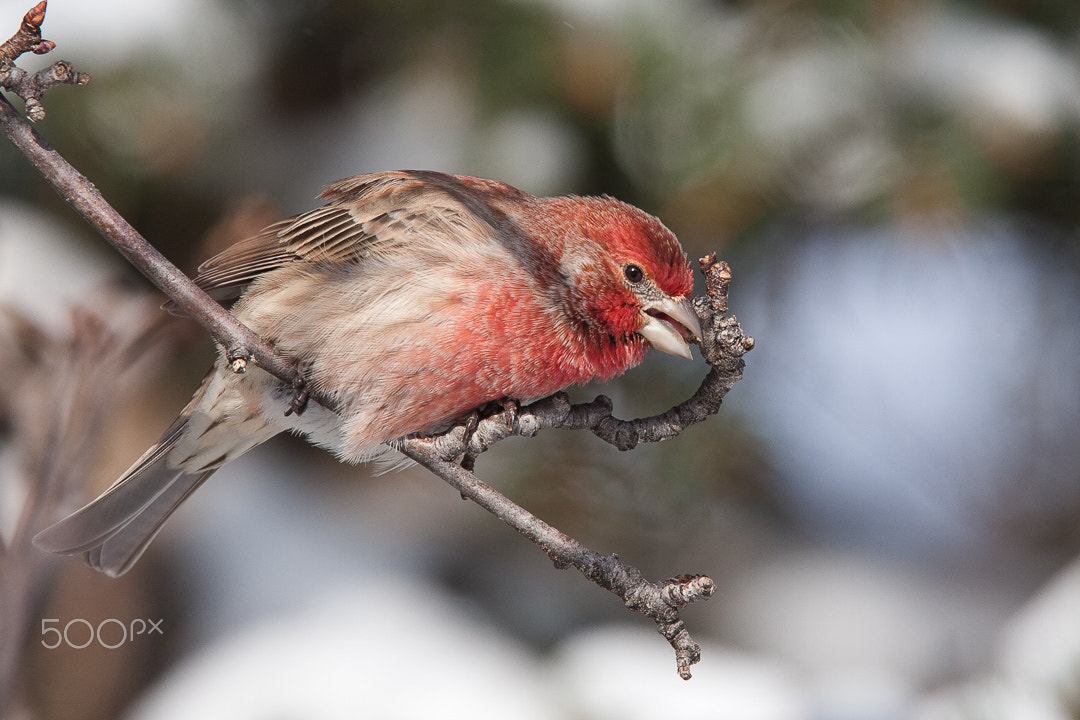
[213,171,696,460]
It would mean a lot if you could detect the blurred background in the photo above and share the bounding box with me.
[2,0,1080,718]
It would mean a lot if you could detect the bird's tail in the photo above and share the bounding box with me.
[33,414,216,577]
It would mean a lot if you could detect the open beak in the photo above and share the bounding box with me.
[637,295,702,360]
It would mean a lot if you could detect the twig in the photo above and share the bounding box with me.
[419,258,752,464]
[0,4,289,382]
[399,439,719,676]
[398,255,750,679]
[0,2,754,679]
[0,2,88,121]
[0,92,301,386]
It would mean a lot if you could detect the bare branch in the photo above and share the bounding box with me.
[415,257,752,462]
[0,2,88,121]
[0,93,305,389]
[0,2,54,63]
[397,254,751,679]
[0,3,754,679]
[398,440,719,679]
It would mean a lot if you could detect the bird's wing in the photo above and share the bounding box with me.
[189,171,510,304]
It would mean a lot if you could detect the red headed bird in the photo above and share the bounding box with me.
[34,171,702,576]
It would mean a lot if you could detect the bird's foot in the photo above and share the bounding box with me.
[457,398,520,471]
[474,397,520,428]
[283,364,311,417]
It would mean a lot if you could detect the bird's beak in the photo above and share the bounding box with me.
[638,295,702,360]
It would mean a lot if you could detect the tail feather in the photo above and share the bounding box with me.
[33,414,215,577]
[82,467,213,577]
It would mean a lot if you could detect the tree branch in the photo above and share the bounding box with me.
[0,91,304,385]
[396,255,750,679]
[0,3,753,679]
[419,256,752,466]
[0,1,88,121]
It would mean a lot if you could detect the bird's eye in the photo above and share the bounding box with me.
[623,264,644,284]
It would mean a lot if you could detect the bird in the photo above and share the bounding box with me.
[33,170,702,577]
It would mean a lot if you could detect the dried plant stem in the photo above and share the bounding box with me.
[0,304,174,715]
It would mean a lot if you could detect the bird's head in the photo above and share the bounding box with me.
[546,196,701,361]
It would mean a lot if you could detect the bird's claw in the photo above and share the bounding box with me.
[283,365,311,417]
[497,397,520,428]
[455,398,520,470]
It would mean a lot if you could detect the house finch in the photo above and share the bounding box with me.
[34,170,702,577]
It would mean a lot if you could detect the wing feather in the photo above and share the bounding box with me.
[175,171,519,309]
